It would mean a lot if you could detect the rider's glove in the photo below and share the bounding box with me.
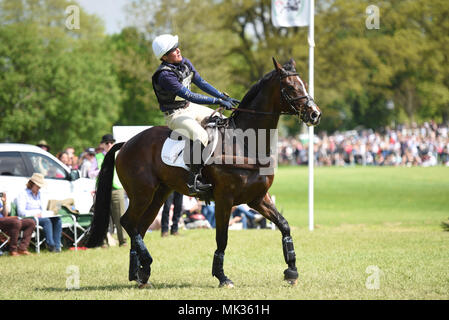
[221,92,240,107]
[217,98,233,110]
[224,96,241,107]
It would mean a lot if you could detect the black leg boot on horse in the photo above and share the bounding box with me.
[184,139,212,196]
[128,231,153,288]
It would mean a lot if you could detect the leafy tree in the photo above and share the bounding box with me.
[0,0,121,153]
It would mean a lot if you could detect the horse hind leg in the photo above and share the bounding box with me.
[249,194,299,286]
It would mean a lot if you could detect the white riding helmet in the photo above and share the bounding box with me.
[152,34,179,60]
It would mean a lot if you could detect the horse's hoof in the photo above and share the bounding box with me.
[285,278,298,286]
[138,282,152,289]
[219,279,234,288]
[137,268,151,285]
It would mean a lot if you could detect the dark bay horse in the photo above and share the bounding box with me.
[86,58,321,288]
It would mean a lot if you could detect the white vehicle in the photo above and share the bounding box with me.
[0,143,95,213]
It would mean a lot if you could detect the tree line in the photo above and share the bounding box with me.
[1,0,448,153]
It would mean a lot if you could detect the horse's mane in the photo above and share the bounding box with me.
[238,61,297,109]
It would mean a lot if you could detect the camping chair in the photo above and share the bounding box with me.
[0,229,10,250]
[47,199,78,250]
[58,207,93,249]
[58,207,78,249]
[72,211,93,249]
[48,199,93,250]
[10,201,46,253]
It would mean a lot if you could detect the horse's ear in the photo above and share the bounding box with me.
[272,57,283,72]
[289,58,296,68]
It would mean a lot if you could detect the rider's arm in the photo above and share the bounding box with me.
[192,73,227,100]
[158,71,219,105]
[176,86,218,105]
[158,69,226,106]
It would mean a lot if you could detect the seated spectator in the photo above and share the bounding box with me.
[182,196,211,229]
[0,192,36,256]
[229,204,264,229]
[16,173,62,253]
[201,201,216,228]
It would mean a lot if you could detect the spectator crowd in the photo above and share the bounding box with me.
[278,121,449,167]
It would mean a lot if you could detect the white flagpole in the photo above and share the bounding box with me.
[308,0,315,231]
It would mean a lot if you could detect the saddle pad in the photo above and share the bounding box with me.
[161,127,219,170]
[161,138,189,170]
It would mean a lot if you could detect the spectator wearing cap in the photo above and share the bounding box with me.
[36,140,51,153]
[88,134,115,179]
[90,134,127,247]
[16,173,62,252]
[79,147,96,179]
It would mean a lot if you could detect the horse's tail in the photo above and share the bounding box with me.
[86,142,125,248]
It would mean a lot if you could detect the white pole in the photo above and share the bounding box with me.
[308,0,315,231]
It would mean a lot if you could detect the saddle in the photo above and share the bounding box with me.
[161,114,274,170]
[161,115,231,170]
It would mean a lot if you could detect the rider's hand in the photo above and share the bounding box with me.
[221,92,240,107]
[217,99,233,110]
[224,96,240,107]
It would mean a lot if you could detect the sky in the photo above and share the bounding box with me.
[76,0,130,34]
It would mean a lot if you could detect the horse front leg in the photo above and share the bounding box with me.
[212,199,234,288]
[249,193,299,286]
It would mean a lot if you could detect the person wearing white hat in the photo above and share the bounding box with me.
[152,34,240,195]
[16,173,62,252]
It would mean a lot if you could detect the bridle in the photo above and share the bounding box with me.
[230,71,317,122]
[279,72,316,119]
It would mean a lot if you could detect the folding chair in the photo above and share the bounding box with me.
[58,206,93,250]
[72,211,93,248]
[10,201,46,253]
[0,229,10,250]
[58,207,77,249]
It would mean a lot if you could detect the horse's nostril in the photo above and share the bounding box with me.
[311,111,318,119]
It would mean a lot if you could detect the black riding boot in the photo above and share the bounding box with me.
[185,140,212,195]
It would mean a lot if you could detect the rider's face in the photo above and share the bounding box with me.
[162,47,182,64]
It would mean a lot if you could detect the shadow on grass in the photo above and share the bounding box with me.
[34,282,207,292]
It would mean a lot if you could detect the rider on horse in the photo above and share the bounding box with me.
[151,34,240,195]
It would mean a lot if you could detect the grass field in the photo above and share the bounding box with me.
[1,166,448,300]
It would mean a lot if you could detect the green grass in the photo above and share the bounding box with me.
[1,166,448,300]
